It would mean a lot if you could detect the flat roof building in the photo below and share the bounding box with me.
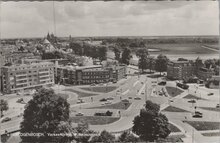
[1,62,55,93]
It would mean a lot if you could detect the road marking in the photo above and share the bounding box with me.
[122,89,130,95]
[133,81,139,87]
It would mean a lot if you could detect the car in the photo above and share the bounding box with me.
[77,99,85,104]
[192,114,203,118]
[105,101,112,105]
[1,117,11,123]
[134,97,141,100]
[75,112,84,116]
[128,97,132,99]
[188,99,196,103]
[208,93,214,96]
[90,83,96,86]
[195,111,203,116]
[100,98,107,102]
[158,81,167,86]
[141,92,145,95]
[169,99,174,102]
[16,98,24,103]
[152,81,157,83]
[216,104,220,108]
[106,97,114,100]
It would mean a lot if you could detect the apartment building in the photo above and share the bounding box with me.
[1,62,55,93]
[56,64,126,85]
[167,60,195,80]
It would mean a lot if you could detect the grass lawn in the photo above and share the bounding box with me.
[81,86,117,93]
[185,121,220,131]
[70,116,120,125]
[199,107,220,112]
[158,134,185,143]
[166,86,184,97]
[57,93,69,99]
[183,94,206,100]
[202,132,220,137]
[88,101,132,110]
[162,106,189,112]
[63,89,97,98]
[169,123,181,133]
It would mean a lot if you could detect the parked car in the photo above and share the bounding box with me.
[77,99,85,104]
[158,81,167,86]
[128,97,132,99]
[105,101,112,105]
[134,97,141,100]
[1,117,11,123]
[193,114,203,118]
[100,98,107,102]
[106,97,114,100]
[90,83,96,86]
[216,104,220,108]
[16,98,24,103]
[188,99,196,103]
[193,111,203,118]
[176,82,189,90]
[208,93,214,96]
[75,112,84,116]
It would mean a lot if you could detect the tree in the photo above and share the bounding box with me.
[118,131,139,142]
[132,100,170,142]
[204,59,215,69]
[195,57,204,71]
[147,57,155,73]
[121,47,132,65]
[99,46,107,61]
[90,130,115,143]
[0,99,9,117]
[113,46,121,61]
[20,88,73,142]
[137,48,149,73]
[155,54,169,75]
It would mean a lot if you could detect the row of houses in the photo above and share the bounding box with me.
[0,59,127,94]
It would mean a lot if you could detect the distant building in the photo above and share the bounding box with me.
[4,52,41,64]
[197,67,214,81]
[55,64,126,85]
[1,62,55,94]
[167,60,195,80]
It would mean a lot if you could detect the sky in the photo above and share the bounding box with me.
[0,1,219,38]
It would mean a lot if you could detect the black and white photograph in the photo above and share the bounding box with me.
[0,0,220,143]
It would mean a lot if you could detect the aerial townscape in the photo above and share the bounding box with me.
[0,1,220,143]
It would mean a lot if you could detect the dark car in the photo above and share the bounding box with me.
[216,104,220,108]
[134,97,141,100]
[100,98,107,102]
[158,81,167,86]
[195,111,203,115]
[193,114,203,118]
[188,99,196,103]
[208,93,214,96]
[106,97,114,100]
[1,117,11,123]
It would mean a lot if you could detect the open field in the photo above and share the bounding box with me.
[185,121,220,131]
[57,93,69,99]
[63,89,97,98]
[169,123,181,133]
[88,101,131,110]
[81,86,117,93]
[162,106,189,113]
[70,116,120,125]
[166,86,184,97]
[183,94,206,100]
